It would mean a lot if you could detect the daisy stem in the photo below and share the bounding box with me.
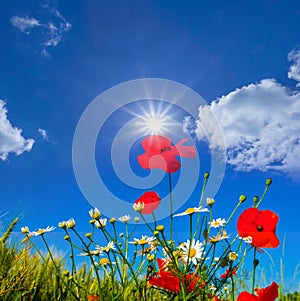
[64,229,77,277]
[199,174,208,207]
[185,214,193,273]
[194,175,208,239]
[231,273,235,301]
[71,228,103,299]
[255,184,270,208]
[252,248,257,294]
[168,173,173,241]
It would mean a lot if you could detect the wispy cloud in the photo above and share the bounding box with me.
[184,51,300,178]
[10,4,71,56]
[10,16,41,34]
[38,128,48,140]
[0,100,34,161]
[288,49,300,86]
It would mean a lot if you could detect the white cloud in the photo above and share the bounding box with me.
[10,16,40,34]
[0,100,34,160]
[11,5,71,56]
[38,128,48,140]
[186,77,300,178]
[288,49,300,86]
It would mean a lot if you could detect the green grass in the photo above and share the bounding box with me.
[0,219,298,301]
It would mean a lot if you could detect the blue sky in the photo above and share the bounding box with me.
[1,0,300,291]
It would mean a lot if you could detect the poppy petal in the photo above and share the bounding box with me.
[174,139,197,158]
[237,292,257,301]
[141,135,171,154]
[257,210,279,232]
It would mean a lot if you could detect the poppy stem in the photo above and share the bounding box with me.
[152,212,157,229]
[252,248,257,294]
[168,173,173,241]
[255,184,270,208]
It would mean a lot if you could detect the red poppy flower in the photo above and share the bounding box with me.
[237,282,278,301]
[237,208,279,248]
[134,191,161,214]
[87,295,100,301]
[137,135,196,173]
[220,267,237,279]
[148,258,201,293]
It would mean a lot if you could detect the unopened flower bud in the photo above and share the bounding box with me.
[266,178,272,186]
[228,252,238,261]
[64,235,70,241]
[239,194,247,203]
[109,218,116,224]
[253,259,259,267]
[85,233,92,238]
[146,254,155,261]
[134,217,140,223]
[206,198,215,206]
[204,172,209,179]
[153,231,159,236]
[156,225,165,232]
[253,196,259,204]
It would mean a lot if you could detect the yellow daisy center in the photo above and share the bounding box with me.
[100,258,110,265]
[138,239,148,245]
[189,248,197,258]
[185,208,196,215]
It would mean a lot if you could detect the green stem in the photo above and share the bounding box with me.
[168,173,173,241]
[226,201,243,226]
[152,212,157,229]
[255,185,270,208]
[72,228,103,300]
[252,248,257,294]
[194,175,208,239]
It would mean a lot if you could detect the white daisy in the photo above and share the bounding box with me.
[66,218,76,229]
[89,208,101,219]
[97,241,116,253]
[209,218,226,228]
[239,236,253,244]
[21,226,30,234]
[79,249,102,256]
[133,202,144,212]
[173,206,209,217]
[179,239,204,265]
[31,226,56,236]
[95,218,107,229]
[118,215,131,223]
[130,235,155,246]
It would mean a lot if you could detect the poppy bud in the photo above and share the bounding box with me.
[253,196,259,204]
[239,194,247,203]
[266,178,272,186]
[204,172,209,179]
[147,265,154,274]
[203,229,208,239]
[253,259,259,267]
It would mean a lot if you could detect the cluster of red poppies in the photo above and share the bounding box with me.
[136,135,280,300]
[88,135,280,300]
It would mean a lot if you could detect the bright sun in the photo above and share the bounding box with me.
[138,115,170,134]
